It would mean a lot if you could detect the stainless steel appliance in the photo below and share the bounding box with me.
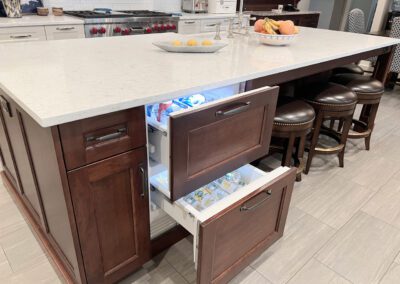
[182,0,208,13]
[64,10,179,38]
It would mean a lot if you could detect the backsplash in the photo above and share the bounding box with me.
[42,0,154,11]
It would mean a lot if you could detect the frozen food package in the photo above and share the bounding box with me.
[215,170,246,193]
[183,182,229,211]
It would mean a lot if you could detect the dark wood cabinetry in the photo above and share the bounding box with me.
[68,148,150,283]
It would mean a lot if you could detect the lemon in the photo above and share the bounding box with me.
[201,40,213,46]
[171,40,182,46]
[187,39,198,46]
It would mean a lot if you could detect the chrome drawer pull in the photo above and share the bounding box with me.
[10,34,32,39]
[56,27,75,31]
[216,102,251,117]
[240,190,272,212]
[184,21,195,24]
[86,127,127,142]
[139,165,148,199]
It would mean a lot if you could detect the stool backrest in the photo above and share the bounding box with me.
[390,17,400,73]
[348,8,366,34]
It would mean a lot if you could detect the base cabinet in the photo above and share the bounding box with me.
[68,148,151,284]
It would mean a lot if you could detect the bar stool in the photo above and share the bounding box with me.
[299,83,357,174]
[332,64,364,75]
[270,96,315,181]
[331,73,384,150]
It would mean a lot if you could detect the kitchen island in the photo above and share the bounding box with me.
[0,28,398,284]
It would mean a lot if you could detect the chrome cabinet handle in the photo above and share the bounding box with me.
[216,102,251,117]
[139,165,148,199]
[206,23,217,27]
[56,27,75,31]
[184,21,196,24]
[10,34,32,39]
[85,127,127,143]
[240,190,272,212]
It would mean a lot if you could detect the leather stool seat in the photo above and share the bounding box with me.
[274,96,315,126]
[331,73,384,96]
[297,83,357,174]
[332,64,364,75]
[304,83,358,106]
[267,96,315,182]
[330,73,384,150]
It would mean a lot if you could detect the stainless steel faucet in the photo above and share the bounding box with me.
[214,23,222,40]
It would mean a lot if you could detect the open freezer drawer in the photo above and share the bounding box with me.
[147,85,279,201]
[151,165,296,284]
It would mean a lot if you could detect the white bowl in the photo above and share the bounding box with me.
[252,32,298,46]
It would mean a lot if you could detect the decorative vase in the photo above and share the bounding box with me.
[2,0,22,18]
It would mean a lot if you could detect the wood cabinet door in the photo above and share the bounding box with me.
[197,168,296,284]
[169,86,279,201]
[68,148,150,284]
[0,95,46,228]
[0,100,18,188]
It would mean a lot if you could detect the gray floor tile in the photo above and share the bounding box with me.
[362,178,400,230]
[287,258,351,284]
[297,175,375,229]
[379,262,400,284]
[316,212,400,284]
[251,213,335,284]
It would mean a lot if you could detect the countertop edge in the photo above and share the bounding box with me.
[4,39,397,128]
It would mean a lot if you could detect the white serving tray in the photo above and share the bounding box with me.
[153,40,228,53]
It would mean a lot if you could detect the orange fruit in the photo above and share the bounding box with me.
[279,20,296,35]
[254,19,265,33]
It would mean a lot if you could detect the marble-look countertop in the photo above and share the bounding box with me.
[0,15,84,28]
[0,27,398,127]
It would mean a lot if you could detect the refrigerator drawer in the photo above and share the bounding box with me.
[152,165,296,284]
[147,85,279,201]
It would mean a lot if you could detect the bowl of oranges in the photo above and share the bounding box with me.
[153,38,227,53]
[253,18,299,46]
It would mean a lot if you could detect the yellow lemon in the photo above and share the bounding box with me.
[171,40,182,46]
[187,39,198,46]
[201,39,213,46]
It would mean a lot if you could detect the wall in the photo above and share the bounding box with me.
[297,0,310,11]
[309,0,334,29]
[42,0,153,11]
[153,0,181,12]
[371,0,392,32]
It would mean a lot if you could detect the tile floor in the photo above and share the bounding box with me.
[1,89,400,284]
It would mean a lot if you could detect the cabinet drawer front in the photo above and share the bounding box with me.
[169,86,278,201]
[197,167,296,284]
[0,26,46,42]
[59,107,146,170]
[45,25,85,40]
[178,20,201,34]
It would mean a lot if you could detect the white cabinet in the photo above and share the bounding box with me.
[0,26,46,43]
[178,20,201,34]
[45,25,85,40]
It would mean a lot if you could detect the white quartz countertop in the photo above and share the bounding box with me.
[0,15,84,28]
[0,27,398,127]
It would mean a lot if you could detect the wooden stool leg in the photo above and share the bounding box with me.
[364,102,380,150]
[337,118,344,132]
[282,133,296,167]
[296,133,307,182]
[338,115,353,168]
[329,119,335,129]
[304,112,324,174]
